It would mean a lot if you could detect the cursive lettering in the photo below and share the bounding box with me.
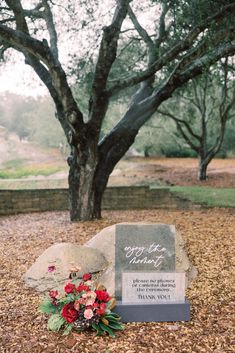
[129,255,165,268]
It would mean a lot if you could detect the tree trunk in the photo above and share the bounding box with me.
[198,156,208,181]
[68,144,98,221]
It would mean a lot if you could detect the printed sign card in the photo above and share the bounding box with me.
[115,223,176,300]
[122,272,185,304]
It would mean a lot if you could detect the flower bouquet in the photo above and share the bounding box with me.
[39,266,124,337]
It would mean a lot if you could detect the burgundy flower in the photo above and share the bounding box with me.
[52,298,58,306]
[64,283,76,294]
[76,283,90,293]
[95,290,111,303]
[48,265,56,273]
[82,273,92,281]
[61,303,78,323]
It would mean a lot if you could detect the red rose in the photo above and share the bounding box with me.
[82,273,92,281]
[96,302,106,316]
[61,303,78,323]
[95,290,111,303]
[77,284,90,293]
[49,290,58,299]
[64,283,76,294]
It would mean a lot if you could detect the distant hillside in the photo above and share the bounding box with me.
[0,128,66,169]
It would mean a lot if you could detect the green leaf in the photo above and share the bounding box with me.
[92,323,102,336]
[99,322,115,338]
[39,297,59,314]
[108,321,125,331]
[105,314,121,322]
[106,312,121,319]
[62,324,73,336]
[57,295,74,305]
[47,314,66,332]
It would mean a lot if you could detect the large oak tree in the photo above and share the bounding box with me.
[0,0,235,221]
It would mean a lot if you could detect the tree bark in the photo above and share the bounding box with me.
[68,142,98,221]
[198,157,208,181]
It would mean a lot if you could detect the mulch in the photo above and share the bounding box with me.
[0,208,234,353]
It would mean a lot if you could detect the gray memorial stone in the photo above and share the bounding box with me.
[114,223,190,322]
[115,224,176,299]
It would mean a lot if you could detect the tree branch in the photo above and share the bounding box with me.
[174,121,200,152]
[107,3,235,96]
[0,2,84,135]
[157,109,201,141]
[88,0,132,130]
[99,39,235,164]
[41,0,58,60]
[128,5,154,51]
[155,1,169,48]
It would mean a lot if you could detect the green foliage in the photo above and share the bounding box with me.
[97,313,124,338]
[171,186,235,208]
[2,158,27,169]
[57,293,77,305]
[99,322,116,338]
[39,297,61,314]
[91,323,102,336]
[62,324,73,336]
[92,312,125,337]
[91,314,124,337]
[47,314,66,332]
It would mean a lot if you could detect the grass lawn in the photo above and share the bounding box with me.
[171,186,235,208]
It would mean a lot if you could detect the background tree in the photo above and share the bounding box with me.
[158,60,235,180]
[0,93,66,146]
[0,0,235,221]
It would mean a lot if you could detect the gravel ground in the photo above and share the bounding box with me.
[0,208,234,353]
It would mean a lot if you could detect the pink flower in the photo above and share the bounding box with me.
[78,297,86,305]
[84,308,94,320]
[74,300,80,311]
[82,291,96,299]
[69,265,81,273]
[85,298,95,306]
[48,265,56,273]
[49,290,58,299]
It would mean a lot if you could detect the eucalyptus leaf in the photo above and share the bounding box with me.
[47,314,66,332]
[62,324,73,336]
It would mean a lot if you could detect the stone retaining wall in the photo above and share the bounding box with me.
[0,186,194,216]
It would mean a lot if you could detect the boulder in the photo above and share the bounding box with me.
[24,242,108,292]
[85,223,197,295]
